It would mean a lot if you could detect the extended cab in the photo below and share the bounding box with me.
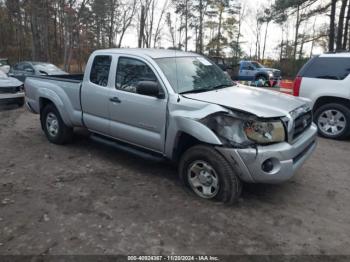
[25,49,317,204]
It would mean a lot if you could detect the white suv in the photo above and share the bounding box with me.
[293,53,350,140]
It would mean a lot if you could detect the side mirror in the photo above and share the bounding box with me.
[39,70,48,75]
[248,66,255,70]
[136,81,164,98]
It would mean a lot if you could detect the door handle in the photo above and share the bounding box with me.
[109,97,121,103]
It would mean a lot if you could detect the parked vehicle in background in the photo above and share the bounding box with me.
[25,49,317,204]
[0,58,10,74]
[294,53,350,140]
[209,56,238,80]
[9,62,67,82]
[0,70,24,107]
[234,61,282,87]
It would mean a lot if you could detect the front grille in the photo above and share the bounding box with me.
[273,71,281,78]
[293,111,313,140]
[0,86,21,94]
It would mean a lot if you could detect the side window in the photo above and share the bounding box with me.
[14,63,24,71]
[304,57,350,80]
[23,63,34,72]
[116,57,158,94]
[241,62,249,70]
[90,55,112,87]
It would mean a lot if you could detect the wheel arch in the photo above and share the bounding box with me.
[313,96,350,112]
[39,96,72,127]
[255,72,268,80]
[172,132,203,163]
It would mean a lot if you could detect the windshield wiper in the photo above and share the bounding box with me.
[180,84,233,95]
[211,84,234,90]
[180,88,212,95]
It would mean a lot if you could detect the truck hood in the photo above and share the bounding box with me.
[0,76,23,88]
[258,67,280,73]
[183,84,306,118]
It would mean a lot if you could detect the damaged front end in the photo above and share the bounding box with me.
[199,110,286,149]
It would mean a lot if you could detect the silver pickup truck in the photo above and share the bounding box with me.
[25,49,317,204]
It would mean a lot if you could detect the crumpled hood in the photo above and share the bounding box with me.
[0,76,23,88]
[183,84,307,118]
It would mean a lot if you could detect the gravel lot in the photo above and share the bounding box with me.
[0,106,349,255]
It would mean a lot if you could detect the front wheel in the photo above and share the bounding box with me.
[17,98,25,107]
[41,104,73,144]
[315,103,350,140]
[255,75,268,87]
[179,145,242,205]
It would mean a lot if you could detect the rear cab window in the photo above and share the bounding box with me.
[90,55,112,87]
[301,57,350,80]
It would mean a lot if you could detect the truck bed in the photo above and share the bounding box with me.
[25,74,84,127]
[28,74,84,83]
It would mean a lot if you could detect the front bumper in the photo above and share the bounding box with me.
[217,123,318,184]
[268,76,282,86]
[0,92,25,105]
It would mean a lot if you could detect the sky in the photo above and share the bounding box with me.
[122,0,328,58]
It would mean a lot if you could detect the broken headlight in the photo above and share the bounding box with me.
[201,113,286,146]
[244,120,285,144]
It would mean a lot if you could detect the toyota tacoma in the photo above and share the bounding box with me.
[25,49,317,204]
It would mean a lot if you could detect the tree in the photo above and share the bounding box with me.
[192,0,210,53]
[337,0,348,50]
[173,0,189,51]
[273,0,329,59]
[329,0,338,51]
[166,12,176,48]
[233,3,245,58]
[117,0,137,47]
[260,7,273,61]
[342,0,350,49]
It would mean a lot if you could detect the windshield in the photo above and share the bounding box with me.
[251,62,264,69]
[156,56,234,94]
[33,63,61,72]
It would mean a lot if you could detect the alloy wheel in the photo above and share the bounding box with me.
[317,109,346,136]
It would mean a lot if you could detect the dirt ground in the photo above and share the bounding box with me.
[0,106,349,255]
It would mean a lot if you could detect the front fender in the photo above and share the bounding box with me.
[165,103,228,158]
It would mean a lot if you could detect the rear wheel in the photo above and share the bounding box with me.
[41,104,73,144]
[315,103,350,140]
[179,145,242,205]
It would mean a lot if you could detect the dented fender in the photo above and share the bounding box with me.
[165,103,229,158]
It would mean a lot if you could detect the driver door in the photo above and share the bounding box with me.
[108,56,167,153]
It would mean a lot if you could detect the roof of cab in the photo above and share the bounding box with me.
[93,48,200,59]
[320,52,350,58]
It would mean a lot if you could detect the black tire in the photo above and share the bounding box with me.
[255,75,268,87]
[41,103,73,144]
[17,98,25,107]
[179,145,242,205]
[314,103,350,140]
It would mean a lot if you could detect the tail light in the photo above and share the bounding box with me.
[293,76,302,97]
